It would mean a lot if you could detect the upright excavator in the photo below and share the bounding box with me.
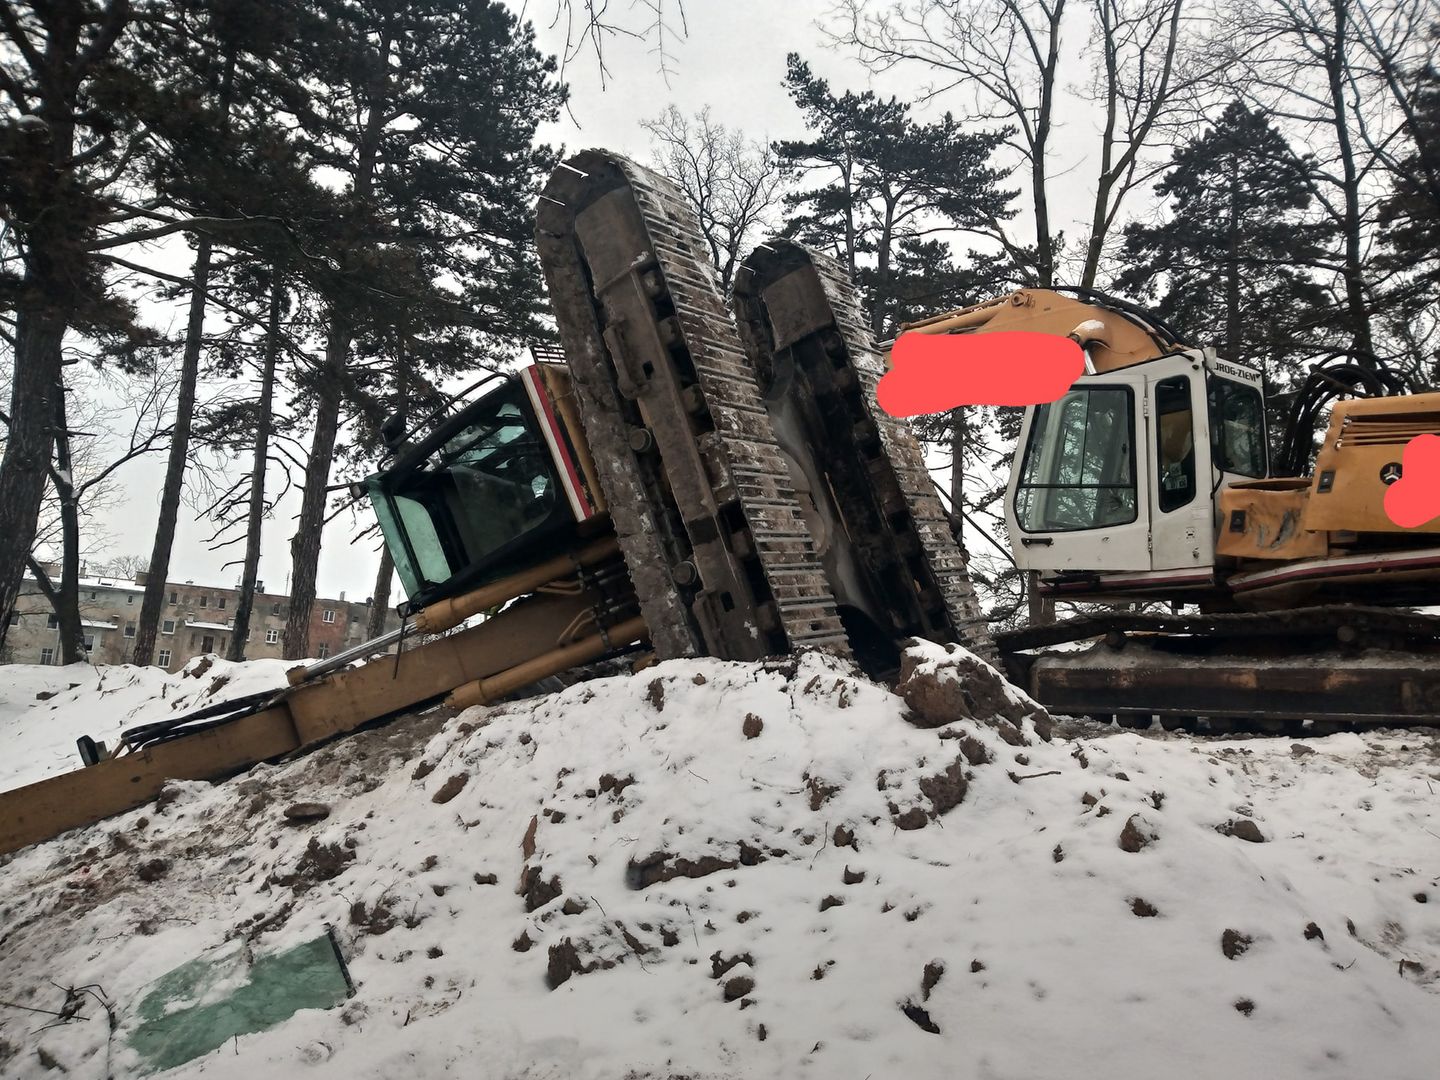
[2,149,1437,856]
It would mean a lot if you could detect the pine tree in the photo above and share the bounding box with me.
[280,0,564,659]
[1117,102,1340,416]
[125,0,336,665]
[775,54,1015,339]
[1378,61,1440,328]
[0,1,147,649]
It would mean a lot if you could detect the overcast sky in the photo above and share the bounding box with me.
[87,0,1113,609]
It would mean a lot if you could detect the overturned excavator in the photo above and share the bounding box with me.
[2,149,1437,856]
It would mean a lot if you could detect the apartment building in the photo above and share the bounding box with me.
[4,566,399,671]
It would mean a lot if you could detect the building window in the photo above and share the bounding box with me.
[350,613,359,624]
[47,614,59,629]
[190,634,198,647]
[124,622,136,638]
[127,595,133,604]
[218,597,226,610]
[40,647,54,665]
[201,635,215,652]
[271,602,281,616]
[265,629,280,645]
[162,619,176,635]
[83,635,95,651]
[169,591,177,604]
[89,590,97,600]
[322,609,336,624]
[200,596,208,607]
[316,643,330,659]
[157,649,171,667]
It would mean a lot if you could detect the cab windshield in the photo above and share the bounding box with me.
[367,381,558,599]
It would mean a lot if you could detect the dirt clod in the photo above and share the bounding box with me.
[598,773,636,797]
[520,866,563,912]
[918,757,968,817]
[843,866,865,885]
[742,713,764,739]
[1234,998,1255,1016]
[474,872,498,885]
[432,773,469,805]
[1218,818,1266,843]
[137,857,171,883]
[902,1002,941,1034]
[547,939,590,989]
[1221,929,1253,960]
[921,961,945,1001]
[513,931,533,953]
[893,807,929,831]
[645,678,666,711]
[896,646,1052,740]
[1130,897,1158,917]
[805,774,839,810]
[724,975,754,1001]
[711,952,753,979]
[819,895,844,912]
[833,825,857,850]
[1304,922,1325,941]
[627,850,738,889]
[1119,814,1155,853]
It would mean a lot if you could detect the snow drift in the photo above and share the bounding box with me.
[1,646,1438,1079]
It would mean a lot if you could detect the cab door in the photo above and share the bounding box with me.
[1145,356,1216,571]
[1006,365,1152,571]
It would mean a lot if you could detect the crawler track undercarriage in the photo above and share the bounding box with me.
[997,606,1440,733]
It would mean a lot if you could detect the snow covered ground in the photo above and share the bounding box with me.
[0,657,296,792]
[1,646,1438,1079]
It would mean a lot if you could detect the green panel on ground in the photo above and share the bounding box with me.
[127,930,352,1074]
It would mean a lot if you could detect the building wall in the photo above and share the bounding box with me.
[4,571,399,671]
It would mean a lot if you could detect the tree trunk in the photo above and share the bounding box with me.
[284,321,348,660]
[50,384,87,664]
[1326,0,1373,356]
[0,312,66,651]
[949,406,966,547]
[133,238,213,666]
[1225,156,1242,363]
[1031,1,1065,288]
[366,547,395,640]
[227,273,283,661]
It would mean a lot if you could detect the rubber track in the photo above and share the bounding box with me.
[537,152,849,660]
[734,239,999,664]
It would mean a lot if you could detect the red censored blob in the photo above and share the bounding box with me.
[1383,433,1440,529]
[877,331,1085,417]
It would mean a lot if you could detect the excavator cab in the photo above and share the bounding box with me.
[1005,350,1268,599]
[359,364,604,616]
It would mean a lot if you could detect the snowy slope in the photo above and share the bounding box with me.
[1,647,1438,1079]
[0,657,296,792]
